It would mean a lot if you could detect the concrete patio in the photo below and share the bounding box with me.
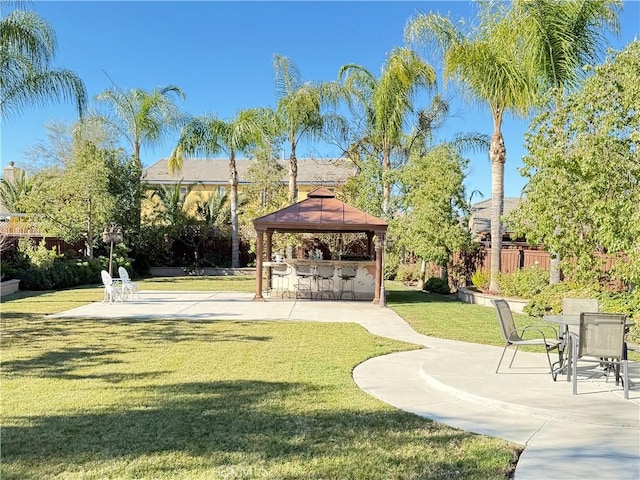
[51,290,640,480]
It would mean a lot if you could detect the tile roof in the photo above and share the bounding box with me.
[253,187,387,234]
[469,197,522,233]
[144,158,355,185]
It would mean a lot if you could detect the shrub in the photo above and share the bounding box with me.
[423,277,450,294]
[383,250,401,280]
[17,257,105,290]
[498,265,549,299]
[396,262,422,284]
[471,269,490,292]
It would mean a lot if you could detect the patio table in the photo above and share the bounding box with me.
[544,314,634,381]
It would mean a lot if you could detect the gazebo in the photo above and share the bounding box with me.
[252,187,389,305]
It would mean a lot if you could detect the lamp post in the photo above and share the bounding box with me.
[102,224,123,277]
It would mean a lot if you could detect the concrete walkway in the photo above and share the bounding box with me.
[52,291,640,479]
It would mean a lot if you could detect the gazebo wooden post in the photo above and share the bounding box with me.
[254,230,264,301]
[378,232,386,307]
[265,230,273,291]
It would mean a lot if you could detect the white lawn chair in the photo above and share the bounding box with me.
[118,266,140,300]
[101,270,122,303]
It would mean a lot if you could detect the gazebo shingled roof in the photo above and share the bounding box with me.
[252,187,388,305]
[253,187,388,234]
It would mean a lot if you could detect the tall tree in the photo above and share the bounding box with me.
[406,4,540,293]
[95,85,186,228]
[338,47,436,217]
[272,54,345,204]
[397,143,472,281]
[509,41,640,286]
[169,109,270,267]
[513,0,621,284]
[0,8,86,120]
[406,0,620,292]
[21,139,118,257]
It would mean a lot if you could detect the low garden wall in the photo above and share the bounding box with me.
[0,279,20,296]
[457,286,528,313]
[149,267,256,277]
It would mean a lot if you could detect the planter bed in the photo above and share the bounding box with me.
[457,286,528,313]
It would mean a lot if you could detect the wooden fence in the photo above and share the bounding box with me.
[476,248,617,275]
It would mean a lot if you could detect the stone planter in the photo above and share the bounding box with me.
[0,279,20,296]
[457,286,528,313]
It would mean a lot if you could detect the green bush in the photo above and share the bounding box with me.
[498,265,549,299]
[383,249,401,280]
[17,257,106,290]
[471,269,490,292]
[396,262,422,284]
[423,277,450,294]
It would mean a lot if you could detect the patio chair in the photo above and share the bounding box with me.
[569,312,629,399]
[338,266,357,300]
[294,264,313,299]
[314,265,335,300]
[271,263,292,298]
[562,298,599,316]
[118,266,140,300]
[101,270,122,304]
[492,299,561,377]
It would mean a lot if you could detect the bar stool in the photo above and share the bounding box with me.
[314,265,335,300]
[271,263,291,298]
[338,266,357,300]
[294,264,313,299]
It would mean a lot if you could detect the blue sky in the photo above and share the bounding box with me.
[2,0,639,200]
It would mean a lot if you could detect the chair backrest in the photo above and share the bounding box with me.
[272,264,290,275]
[340,267,357,278]
[295,264,311,276]
[316,265,334,278]
[118,266,131,282]
[101,270,113,287]
[492,299,520,342]
[578,312,626,359]
[563,298,599,316]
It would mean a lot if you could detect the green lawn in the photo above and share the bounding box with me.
[0,278,521,479]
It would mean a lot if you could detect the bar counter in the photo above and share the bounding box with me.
[264,259,376,300]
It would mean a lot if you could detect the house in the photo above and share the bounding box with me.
[143,157,356,202]
[468,196,522,240]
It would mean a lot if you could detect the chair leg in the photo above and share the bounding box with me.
[622,360,629,400]
[508,345,520,368]
[572,340,578,395]
[496,343,511,373]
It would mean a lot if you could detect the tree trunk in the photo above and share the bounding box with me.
[382,144,391,217]
[549,253,561,284]
[489,109,506,294]
[86,197,93,259]
[288,140,298,204]
[229,152,240,268]
[131,142,143,231]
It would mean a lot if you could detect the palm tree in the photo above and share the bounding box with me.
[272,54,345,204]
[405,5,539,293]
[95,85,186,229]
[169,109,270,267]
[405,1,620,292]
[0,9,86,120]
[95,85,186,171]
[0,167,32,213]
[338,47,436,216]
[513,0,620,284]
[150,180,196,228]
